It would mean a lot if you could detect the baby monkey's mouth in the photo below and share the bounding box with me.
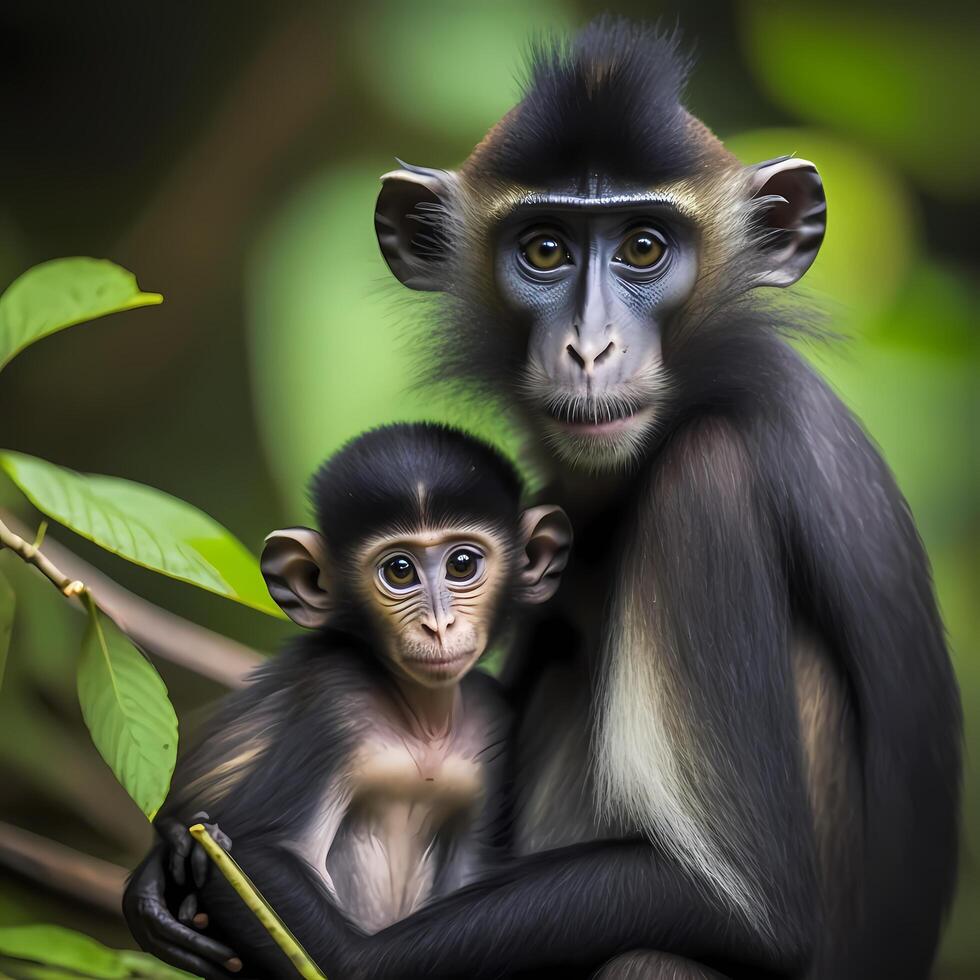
[409,651,467,667]
[401,639,478,675]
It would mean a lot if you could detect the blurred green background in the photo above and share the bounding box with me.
[0,0,977,975]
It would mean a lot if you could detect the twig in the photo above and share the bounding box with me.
[189,825,326,980]
[0,517,84,598]
[0,509,262,688]
[0,821,126,916]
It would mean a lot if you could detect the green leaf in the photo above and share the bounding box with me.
[0,451,283,618]
[77,598,178,820]
[0,926,125,978]
[0,258,162,374]
[0,568,13,693]
[0,927,200,979]
[117,951,200,979]
[0,961,92,979]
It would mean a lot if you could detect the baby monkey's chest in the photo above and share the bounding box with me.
[354,738,484,813]
[321,733,487,933]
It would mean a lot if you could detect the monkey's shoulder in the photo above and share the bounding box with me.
[240,633,389,703]
[176,638,381,772]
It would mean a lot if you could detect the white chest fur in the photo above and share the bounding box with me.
[295,727,486,934]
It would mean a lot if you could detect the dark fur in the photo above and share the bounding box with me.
[162,636,376,842]
[312,422,523,562]
[472,17,705,184]
[634,326,961,979]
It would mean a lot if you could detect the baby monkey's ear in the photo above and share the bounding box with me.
[261,527,333,628]
[516,506,573,605]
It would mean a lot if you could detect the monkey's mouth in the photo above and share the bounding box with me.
[546,400,651,436]
[409,652,468,669]
[533,394,661,471]
[401,643,478,679]
[517,363,665,469]
[518,360,665,446]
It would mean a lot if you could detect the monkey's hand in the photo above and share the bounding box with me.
[162,811,233,903]
[123,813,244,979]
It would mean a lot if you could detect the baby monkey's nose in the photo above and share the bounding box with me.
[421,603,456,643]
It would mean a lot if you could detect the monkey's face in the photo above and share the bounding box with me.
[492,201,699,471]
[378,152,822,477]
[358,526,510,688]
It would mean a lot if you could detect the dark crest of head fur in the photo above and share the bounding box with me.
[472,17,703,184]
[310,423,523,560]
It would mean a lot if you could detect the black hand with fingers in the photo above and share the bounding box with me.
[123,813,244,979]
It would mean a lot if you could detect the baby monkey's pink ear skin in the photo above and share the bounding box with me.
[260,527,333,629]
[515,505,573,605]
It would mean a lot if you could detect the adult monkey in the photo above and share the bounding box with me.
[129,19,960,980]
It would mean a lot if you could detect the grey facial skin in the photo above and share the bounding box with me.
[494,202,699,470]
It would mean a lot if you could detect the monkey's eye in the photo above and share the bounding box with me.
[521,233,571,272]
[615,229,666,270]
[445,548,481,582]
[381,555,418,590]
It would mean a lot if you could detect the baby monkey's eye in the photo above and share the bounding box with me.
[446,548,481,582]
[381,555,418,589]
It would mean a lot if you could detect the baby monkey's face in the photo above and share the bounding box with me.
[359,526,511,687]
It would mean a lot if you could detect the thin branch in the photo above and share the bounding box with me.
[0,821,126,916]
[190,824,326,979]
[0,509,262,688]
[0,516,83,598]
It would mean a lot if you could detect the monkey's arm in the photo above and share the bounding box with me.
[125,833,780,980]
[457,668,515,883]
[225,837,791,980]
[763,360,961,976]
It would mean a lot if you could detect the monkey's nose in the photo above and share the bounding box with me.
[421,607,456,644]
[566,339,615,375]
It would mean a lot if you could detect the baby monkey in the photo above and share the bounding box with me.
[136,423,571,977]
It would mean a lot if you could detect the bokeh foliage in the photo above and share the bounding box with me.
[0,0,976,975]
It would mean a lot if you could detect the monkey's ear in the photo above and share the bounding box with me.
[747,157,826,287]
[516,506,573,605]
[261,528,333,629]
[375,161,455,292]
